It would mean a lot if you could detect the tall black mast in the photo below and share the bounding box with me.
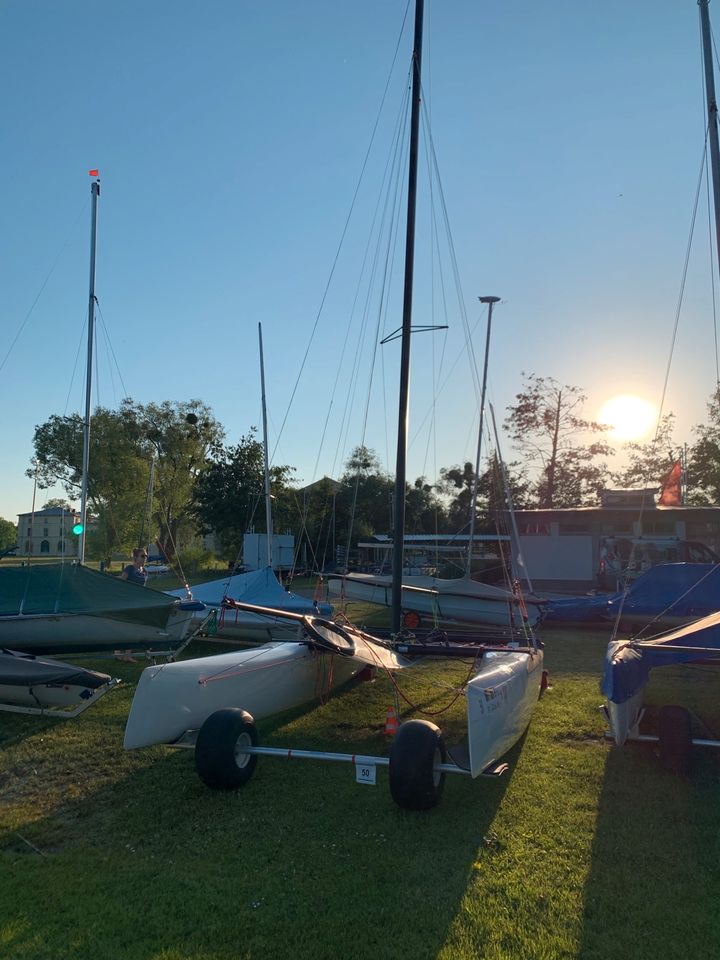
[699,0,720,286]
[391,0,424,633]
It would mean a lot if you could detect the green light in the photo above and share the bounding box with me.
[72,522,84,536]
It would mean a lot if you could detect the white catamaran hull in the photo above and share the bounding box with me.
[123,641,361,749]
[466,649,544,775]
[329,574,544,629]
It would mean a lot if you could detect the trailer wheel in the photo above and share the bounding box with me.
[389,719,446,810]
[658,705,692,776]
[194,708,258,789]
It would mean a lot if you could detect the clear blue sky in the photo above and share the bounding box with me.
[2,0,718,523]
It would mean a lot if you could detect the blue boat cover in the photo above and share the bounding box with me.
[605,563,720,623]
[601,610,720,704]
[544,593,611,623]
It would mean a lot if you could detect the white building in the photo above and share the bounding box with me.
[16,507,80,558]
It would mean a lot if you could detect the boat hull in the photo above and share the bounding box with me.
[123,642,361,749]
[0,604,196,655]
[329,574,544,628]
[466,648,544,775]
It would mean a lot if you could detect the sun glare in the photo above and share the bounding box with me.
[597,394,657,442]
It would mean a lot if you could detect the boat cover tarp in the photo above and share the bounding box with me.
[0,564,175,627]
[605,563,720,623]
[169,566,332,617]
[601,610,720,704]
[0,648,111,688]
[544,593,611,623]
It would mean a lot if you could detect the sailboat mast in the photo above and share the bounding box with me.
[258,323,273,568]
[699,0,720,284]
[79,177,100,565]
[391,0,424,633]
[466,296,500,578]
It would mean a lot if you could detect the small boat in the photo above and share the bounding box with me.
[168,565,332,641]
[601,0,720,763]
[329,571,544,629]
[124,0,544,809]
[602,611,720,746]
[0,562,203,655]
[0,648,119,717]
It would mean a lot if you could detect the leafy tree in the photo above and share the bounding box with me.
[43,497,74,510]
[0,518,17,551]
[405,476,447,534]
[29,398,224,560]
[504,373,613,507]
[192,430,292,560]
[336,446,394,546]
[30,407,148,556]
[128,399,224,559]
[688,388,720,504]
[611,414,679,493]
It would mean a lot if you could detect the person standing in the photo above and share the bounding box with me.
[120,547,149,586]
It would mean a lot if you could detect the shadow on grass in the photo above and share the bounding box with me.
[578,729,720,960]
[1,695,515,960]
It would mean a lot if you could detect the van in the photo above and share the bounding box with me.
[597,537,719,591]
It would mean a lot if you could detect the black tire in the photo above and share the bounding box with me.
[658,705,692,776]
[389,719,446,810]
[194,708,258,790]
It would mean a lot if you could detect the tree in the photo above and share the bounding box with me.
[0,518,17,551]
[43,497,74,510]
[192,431,292,560]
[128,399,224,559]
[336,446,394,545]
[611,414,679,493]
[688,388,720,504]
[504,374,613,507]
[30,407,149,556]
[29,398,224,560]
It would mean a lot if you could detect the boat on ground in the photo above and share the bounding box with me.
[602,610,720,746]
[0,563,203,655]
[0,647,119,717]
[168,565,332,641]
[329,571,544,630]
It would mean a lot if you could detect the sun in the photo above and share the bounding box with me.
[597,394,657,442]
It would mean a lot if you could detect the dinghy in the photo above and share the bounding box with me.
[0,648,119,717]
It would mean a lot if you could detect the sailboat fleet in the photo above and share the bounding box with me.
[6,1,720,803]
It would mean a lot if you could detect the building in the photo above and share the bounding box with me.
[16,507,80,558]
[514,490,720,593]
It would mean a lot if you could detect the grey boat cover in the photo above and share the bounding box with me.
[0,563,176,628]
[0,648,111,688]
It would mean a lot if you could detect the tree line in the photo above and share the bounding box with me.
[5,375,719,564]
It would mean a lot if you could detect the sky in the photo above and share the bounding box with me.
[2,0,720,523]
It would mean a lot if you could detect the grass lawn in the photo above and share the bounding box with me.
[1,624,719,960]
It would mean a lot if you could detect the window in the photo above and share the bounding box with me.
[40,540,50,553]
[57,540,65,552]
[559,523,590,535]
[43,527,49,537]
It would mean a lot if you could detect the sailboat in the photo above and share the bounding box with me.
[165,323,332,641]
[329,298,545,631]
[603,0,720,760]
[0,175,202,659]
[124,0,544,809]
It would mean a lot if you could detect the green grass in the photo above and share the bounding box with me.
[1,628,720,959]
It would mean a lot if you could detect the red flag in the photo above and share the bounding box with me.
[88,169,99,177]
[658,460,682,506]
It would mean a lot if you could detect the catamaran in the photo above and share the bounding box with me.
[123,0,544,810]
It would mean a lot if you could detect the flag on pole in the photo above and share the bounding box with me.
[88,169,99,177]
[658,460,682,506]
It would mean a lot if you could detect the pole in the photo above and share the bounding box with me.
[699,0,720,283]
[79,176,100,565]
[391,0,424,633]
[258,323,273,568]
[466,296,500,577]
